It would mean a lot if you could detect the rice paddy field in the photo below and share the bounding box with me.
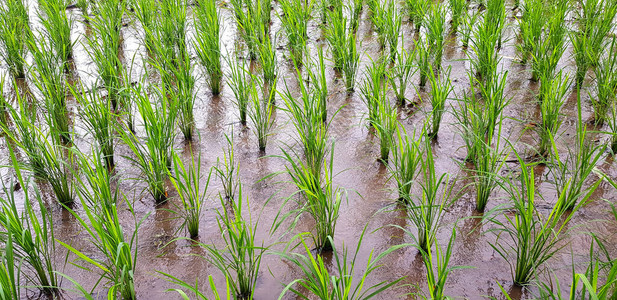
[1,0,617,298]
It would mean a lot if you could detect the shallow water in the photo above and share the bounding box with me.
[1,0,616,299]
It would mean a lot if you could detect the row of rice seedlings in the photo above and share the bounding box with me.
[278,143,343,251]
[168,150,212,239]
[485,0,506,49]
[277,230,404,299]
[405,0,429,31]
[388,127,422,203]
[29,36,71,145]
[161,274,231,300]
[591,38,617,126]
[230,0,263,60]
[360,57,387,126]
[427,66,453,139]
[84,0,125,111]
[325,6,346,70]
[215,134,239,201]
[516,0,545,64]
[0,0,29,78]
[132,0,158,51]
[227,56,251,125]
[203,182,266,299]
[572,0,617,87]
[4,91,76,205]
[488,150,584,285]
[349,0,362,31]
[383,0,401,62]
[248,78,275,151]
[71,84,116,170]
[58,150,141,300]
[529,0,568,83]
[279,0,312,64]
[281,66,330,180]
[549,98,603,212]
[406,136,453,253]
[38,0,74,67]
[537,71,570,157]
[194,0,222,95]
[0,153,59,295]
[118,82,177,203]
[449,0,467,32]
[388,46,415,105]
[424,3,446,71]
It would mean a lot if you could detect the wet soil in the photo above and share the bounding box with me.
[1,0,616,299]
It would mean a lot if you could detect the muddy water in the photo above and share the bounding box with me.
[1,0,617,299]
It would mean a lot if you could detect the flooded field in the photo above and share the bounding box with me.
[1,0,616,299]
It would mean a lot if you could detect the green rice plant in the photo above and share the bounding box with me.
[487,149,584,285]
[538,71,570,157]
[279,0,312,64]
[0,77,8,127]
[577,0,617,68]
[609,102,617,153]
[349,0,362,31]
[516,0,545,64]
[118,83,177,203]
[71,84,115,170]
[591,38,617,126]
[84,0,124,111]
[388,47,415,105]
[360,57,387,126]
[388,126,422,203]
[0,230,20,300]
[414,228,464,300]
[405,0,429,31]
[214,134,239,201]
[168,150,212,239]
[325,7,347,70]
[58,150,142,300]
[0,154,59,295]
[406,135,453,253]
[133,0,158,51]
[159,0,188,63]
[0,0,29,78]
[460,9,478,48]
[203,183,266,299]
[342,32,360,92]
[469,10,501,83]
[159,274,232,300]
[368,0,388,49]
[28,36,71,145]
[281,68,331,180]
[549,97,603,212]
[258,0,272,26]
[485,0,506,49]
[452,82,485,165]
[530,1,568,82]
[278,143,343,251]
[383,0,401,62]
[415,36,431,87]
[570,31,592,88]
[38,0,74,66]
[276,230,404,299]
[473,121,507,212]
[248,78,275,151]
[169,50,196,140]
[257,30,277,84]
[227,56,251,125]
[374,88,397,163]
[449,0,467,32]
[194,0,222,95]
[307,47,328,122]
[424,3,446,71]
[427,66,453,139]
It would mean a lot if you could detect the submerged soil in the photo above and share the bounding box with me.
[1,0,616,299]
